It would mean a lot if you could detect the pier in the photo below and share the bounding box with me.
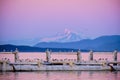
[0,49,120,71]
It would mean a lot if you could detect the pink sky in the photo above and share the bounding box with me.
[0,0,120,45]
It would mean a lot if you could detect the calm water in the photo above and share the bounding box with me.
[0,71,120,80]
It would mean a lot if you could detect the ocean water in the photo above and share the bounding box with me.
[0,71,120,80]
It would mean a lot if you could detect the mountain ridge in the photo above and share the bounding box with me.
[0,44,85,52]
[0,35,120,52]
[35,35,120,51]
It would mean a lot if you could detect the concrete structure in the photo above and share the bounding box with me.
[77,50,81,63]
[2,61,7,71]
[113,50,117,61]
[0,61,120,71]
[13,48,19,62]
[89,50,93,61]
[46,49,51,63]
[0,50,120,71]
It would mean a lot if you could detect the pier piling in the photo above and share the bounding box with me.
[46,49,51,63]
[113,50,117,61]
[77,50,81,63]
[113,50,118,66]
[13,48,19,63]
[2,61,7,71]
[89,50,93,61]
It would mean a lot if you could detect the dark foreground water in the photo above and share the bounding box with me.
[0,71,120,80]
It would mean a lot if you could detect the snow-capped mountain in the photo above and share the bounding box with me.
[40,29,86,42]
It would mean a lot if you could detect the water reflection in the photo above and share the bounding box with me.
[0,71,120,80]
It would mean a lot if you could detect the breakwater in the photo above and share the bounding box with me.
[0,49,120,71]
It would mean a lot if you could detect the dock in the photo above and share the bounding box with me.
[0,49,120,71]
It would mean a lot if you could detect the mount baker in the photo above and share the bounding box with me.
[40,29,87,42]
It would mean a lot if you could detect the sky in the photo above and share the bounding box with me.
[0,0,120,45]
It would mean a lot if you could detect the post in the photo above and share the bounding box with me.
[2,61,7,71]
[113,50,117,61]
[77,50,81,63]
[13,48,19,62]
[89,50,93,61]
[46,49,51,63]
